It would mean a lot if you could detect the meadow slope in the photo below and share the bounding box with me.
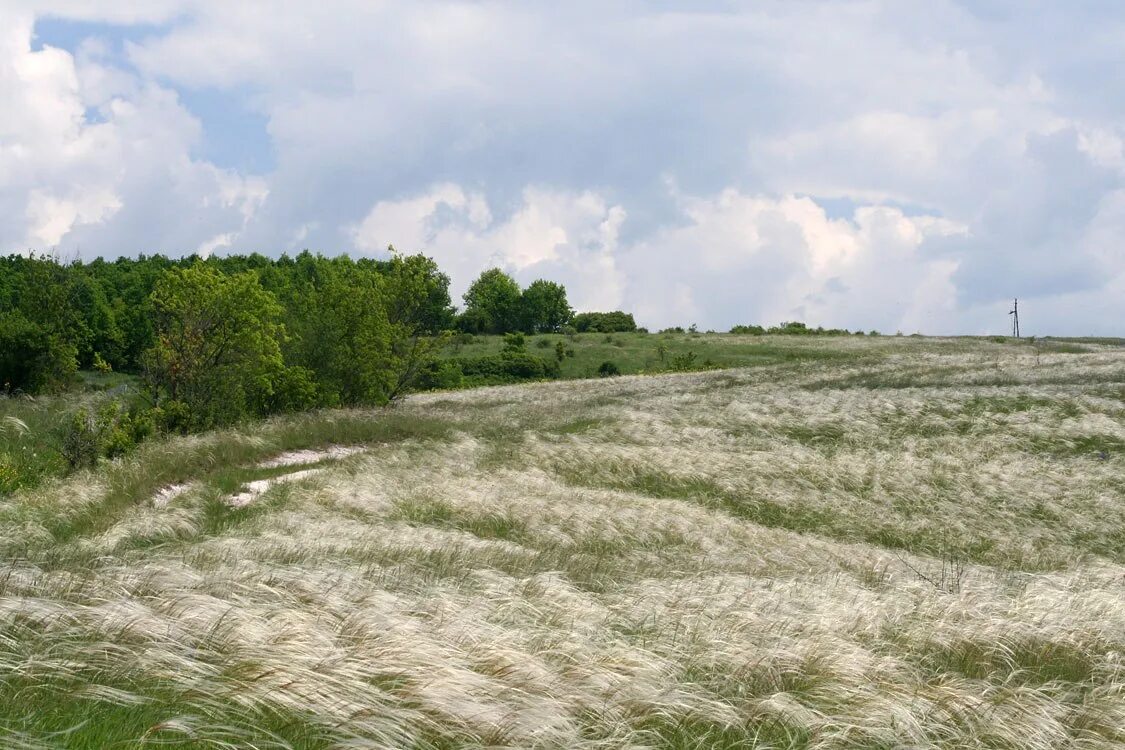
[1,336,1123,748]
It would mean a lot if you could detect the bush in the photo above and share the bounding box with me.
[671,351,698,371]
[730,324,766,335]
[60,400,156,469]
[454,353,559,384]
[416,360,465,390]
[597,361,621,377]
[0,453,21,495]
[152,400,192,435]
[60,410,103,470]
[501,332,527,355]
[268,366,320,413]
[573,311,637,333]
[535,338,552,348]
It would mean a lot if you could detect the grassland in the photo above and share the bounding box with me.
[1,334,1123,748]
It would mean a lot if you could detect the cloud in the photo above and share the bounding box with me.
[3,1,1125,334]
[356,183,970,332]
[351,185,627,312]
[0,6,267,256]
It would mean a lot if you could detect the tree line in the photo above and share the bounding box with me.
[0,251,644,430]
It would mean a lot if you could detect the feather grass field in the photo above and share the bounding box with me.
[1,335,1123,748]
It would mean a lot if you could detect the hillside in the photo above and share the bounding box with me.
[1,335,1123,748]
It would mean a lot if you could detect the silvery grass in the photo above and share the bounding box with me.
[0,336,1122,748]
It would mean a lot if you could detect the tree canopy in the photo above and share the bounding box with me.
[460,268,523,334]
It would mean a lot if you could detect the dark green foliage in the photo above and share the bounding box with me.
[519,279,573,332]
[731,321,854,336]
[572,311,637,333]
[501,332,527,354]
[597,360,621,377]
[265,365,320,413]
[454,353,559,384]
[460,268,523,334]
[416,360,465,390]
[0,311,77,392]
[458,272,574,335]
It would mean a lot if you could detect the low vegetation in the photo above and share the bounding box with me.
[0,335,1122,748]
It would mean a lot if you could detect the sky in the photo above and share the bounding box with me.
[2,1,1124,335]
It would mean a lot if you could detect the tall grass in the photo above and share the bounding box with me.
[0,336,1122,747]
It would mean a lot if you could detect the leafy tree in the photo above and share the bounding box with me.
[281,259,392,406]
[460,268,522,334]
[381,249,455,334]
[0,311,76,392]
[519,279,573,333]
[382,253,455,401]
[142,264,286,429]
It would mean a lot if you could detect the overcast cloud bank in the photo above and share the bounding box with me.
[3,1,1123,334]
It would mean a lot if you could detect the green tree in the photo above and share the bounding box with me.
[281,260,392,406]
[0,311,76,393]
[142,264,286,429]
[382,248,455,334]
[460,268,522,334]
[382,253,455,401]
[519,279,573,333]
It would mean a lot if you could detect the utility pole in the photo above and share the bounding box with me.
[1009,298,1020,338]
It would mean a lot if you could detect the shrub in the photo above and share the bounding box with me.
[0,453,20,495]
[730,324,766,335]
[60,409,103,470]
[268,366,320,413]
[573,311,637,333]
[60,400,156,469]
[671,351,698,371]
[416,360,465,390]
[501,332,527,355]
[535,338,552,349]
[92,352,113,373]
[152,400,192,435]
[555,341,567,362]
[455,353,558,384]
[597,361,621,377]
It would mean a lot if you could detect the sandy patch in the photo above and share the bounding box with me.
[257,445,366,469]
[152,483,193,508]
[228,469,322,508]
